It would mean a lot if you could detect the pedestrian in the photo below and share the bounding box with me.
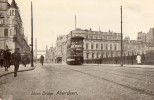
[136,54,142,65]
[3,49,11,71]
[12,48,21,77]
[21,52,29,67]
[40,55,44,66]
[0,50,4,67]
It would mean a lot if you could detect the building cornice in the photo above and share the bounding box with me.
[84,50,121,52]
[0,2,8,3]
[84,38,121,42]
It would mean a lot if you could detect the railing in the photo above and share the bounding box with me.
[84,53,154,65]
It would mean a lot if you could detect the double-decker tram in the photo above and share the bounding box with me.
[66,36,84,65]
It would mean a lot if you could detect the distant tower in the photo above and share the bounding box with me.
[8,0,19,50]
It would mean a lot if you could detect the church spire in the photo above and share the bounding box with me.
[10,0,18,9]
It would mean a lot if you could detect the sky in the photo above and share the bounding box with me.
[8,0,154,50]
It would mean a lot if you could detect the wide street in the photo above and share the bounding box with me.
[0,63,154,100]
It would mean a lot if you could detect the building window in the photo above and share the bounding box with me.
[86,53,89,59]
[86,43,88,49]
[101,36,103,39]
[10,29,12,36]
[10,10,11,15]
[91,43,93,49]
[12,10,14,15]
[96,44,98,49]
[97,53,99,58]
[101,44,103,50]
[110,44,112,50]
[92,53,94,59]
[96,36,98,39]
[86,35,88,39]
[0,13,4,25]
[0,19,4,24]
[114,44,117,50]
[105,44,108,50]
[104,36,107,39]
[91,35,93,39]
[4,29,8,37]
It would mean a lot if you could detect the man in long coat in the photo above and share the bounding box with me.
[12,48,21,77]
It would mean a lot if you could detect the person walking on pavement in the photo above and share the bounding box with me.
[0,50,4,67]
[12,48,21,77]
[40,55,44,66]
[3,49,11,71]
[22,52,30,67]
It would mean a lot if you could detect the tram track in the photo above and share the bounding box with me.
[57,65,154,97]
[84,67,154,84]
[98,66,154,78]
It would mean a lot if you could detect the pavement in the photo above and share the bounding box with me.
[0,64,36,78]
[0,62,153,78]
[83,64,154,69]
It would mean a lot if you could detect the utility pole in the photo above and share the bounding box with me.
[35,38,37,63]
[120,6,123,66]
[31,2,34,67]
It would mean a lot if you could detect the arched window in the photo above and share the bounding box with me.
[91,43,94,50]
[12,10,14,15]
[10,10,11,15]
[96,44,98,49]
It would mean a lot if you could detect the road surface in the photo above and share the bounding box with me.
[0,63,154,100]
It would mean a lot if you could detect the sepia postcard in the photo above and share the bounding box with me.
[0,0,154,100]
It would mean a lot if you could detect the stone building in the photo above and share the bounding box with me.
[146,28,154,44]
[123,30,154,56]
[137,31,146,44]
[69,28,121,61]
[55,27,154,63]
[45,46,55,63]
[55,35,67,63]
[0,0,30,53]
[55,28,121,62]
